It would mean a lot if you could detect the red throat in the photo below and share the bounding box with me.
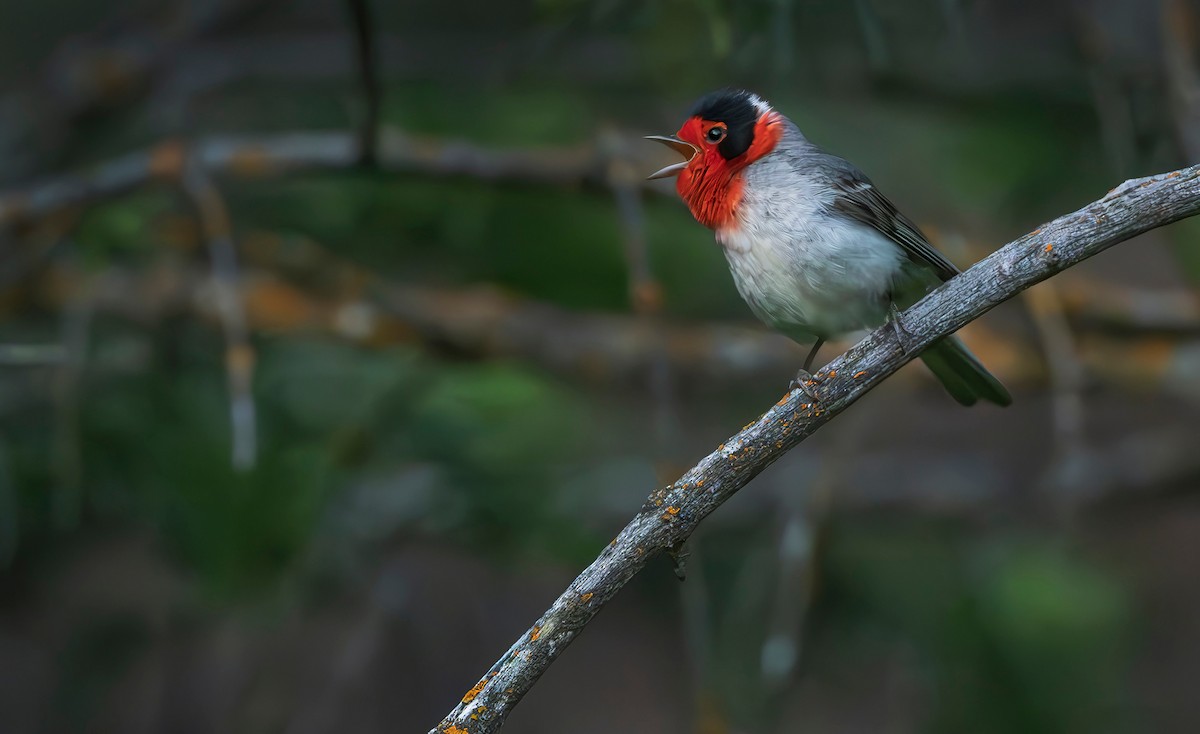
[675,111,784,230]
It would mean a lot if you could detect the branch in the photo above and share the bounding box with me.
[0,129,656,231]
[431,164,1200,734]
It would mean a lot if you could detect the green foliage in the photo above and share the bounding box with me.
[407,363,590,555]
[74,192,177,268]
[1170,218,1200,283]
[824,522,1132,734]
[0,327,596,593]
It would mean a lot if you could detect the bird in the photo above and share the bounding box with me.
[646,88,1011,407]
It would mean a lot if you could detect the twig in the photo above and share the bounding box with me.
[345,0,382,166]
[50,260,95,531]
[603,131,680,458]
[0,344,67,366]
[1163,0,1200,162]
[1074,10,1138,175]
[759,511,814,687]
[179,156,257,471]
[431,164,1200,734]
[758,395,860,691]
[853,0,891,71]
[1024,280,1088,489]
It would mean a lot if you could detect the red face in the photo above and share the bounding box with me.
[649,110,783,230]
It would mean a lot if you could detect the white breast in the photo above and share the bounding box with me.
[716,163,906,341]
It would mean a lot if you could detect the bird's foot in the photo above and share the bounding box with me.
[788,368,822,404]
[887,304,917,354]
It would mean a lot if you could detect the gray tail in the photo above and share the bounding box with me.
[919,336,1012,407]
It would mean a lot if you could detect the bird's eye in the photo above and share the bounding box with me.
[706,126,726,143]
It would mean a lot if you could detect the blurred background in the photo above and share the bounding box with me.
[1,0,1199,732]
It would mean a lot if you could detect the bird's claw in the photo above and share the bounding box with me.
[788,368,821,404]
[888,304,917,354]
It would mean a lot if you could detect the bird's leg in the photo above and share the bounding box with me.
[803,338,824,373]
[887,303,917,354]
[788,338,825,402]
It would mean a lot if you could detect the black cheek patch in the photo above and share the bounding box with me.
[718,122,754,159]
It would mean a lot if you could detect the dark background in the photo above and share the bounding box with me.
[1,0,1199,732]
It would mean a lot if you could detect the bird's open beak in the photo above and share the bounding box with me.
[645,135,699,180]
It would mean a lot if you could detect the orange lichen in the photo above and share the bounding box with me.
[581,592,593,602]
[469,705,487,720]
[148,140,186,180]
[1130,336,1173,372]
[228,148,275,177]
[632,281,664,313]
[826,370,837,378]
[530,625,542,642]
[461,678,488,704]
[225,343,256,377]
[1044,243,1054,253]
[1168,171,1181,178]
[444,727,469,734]
[241,278,320,330]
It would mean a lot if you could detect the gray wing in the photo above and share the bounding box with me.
[824,160,960,283]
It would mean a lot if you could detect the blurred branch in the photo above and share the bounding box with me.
[757,395,863,692]
[1025,280,1088,489]
[179,156,257,471]
[345,0,382,165]
[0,344,67,366]
[50,260,95,531]
[431,167,1200,734]
[1075,9,1139,176]
[1058,280,1200,333]
[26,248,1200,396]
[0,129,660,231]
[1163,0,1200,162]
[853,0,891,72]
[603,131,680,462]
